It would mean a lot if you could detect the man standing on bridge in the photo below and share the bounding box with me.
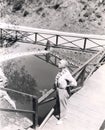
[54,59,77,125]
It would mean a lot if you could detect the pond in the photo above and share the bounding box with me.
[2,53,59,124]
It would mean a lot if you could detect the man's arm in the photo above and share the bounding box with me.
[66,72,77,87]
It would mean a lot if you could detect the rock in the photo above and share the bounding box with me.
[98,22,101,25]
[89,13,96,21]
[36,7,44,15]
[12,1,24,12]
[15,117,32,128]
[79,0,86,4]
[60,1,69,8]
[79,18,85,22]
[95,12,102,18]
[83,10,92,17]
[2,124,25,130]
[27,128,34,130]
[82,5,87,10]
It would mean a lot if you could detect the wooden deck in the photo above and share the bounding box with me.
[41,64,105,130]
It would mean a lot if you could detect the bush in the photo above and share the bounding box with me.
[12,0,24,12]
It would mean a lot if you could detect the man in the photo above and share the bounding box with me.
[54,59,77,125]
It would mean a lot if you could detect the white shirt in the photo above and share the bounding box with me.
[55,68,77,89]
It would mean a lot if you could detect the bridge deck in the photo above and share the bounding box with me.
[41,64,105,130]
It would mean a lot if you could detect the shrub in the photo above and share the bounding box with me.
[12,0,24,12]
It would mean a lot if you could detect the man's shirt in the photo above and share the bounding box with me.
[55,67,77,89]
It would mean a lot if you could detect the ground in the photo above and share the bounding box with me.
[0,0,105,34]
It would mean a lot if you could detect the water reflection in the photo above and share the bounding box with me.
[3,53,59,96]
[45,53,51,62]
[2,53,59,123]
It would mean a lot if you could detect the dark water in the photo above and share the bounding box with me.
[3,53,59,124]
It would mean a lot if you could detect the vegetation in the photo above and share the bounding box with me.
[3,59,41,102]
[0,0,105,34]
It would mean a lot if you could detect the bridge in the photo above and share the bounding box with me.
[40,63,105,130]
[0,23,105,130]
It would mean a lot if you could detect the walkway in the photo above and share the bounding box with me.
[41,64,105,130]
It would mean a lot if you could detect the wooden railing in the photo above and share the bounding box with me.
[0,87,38,129]
[0,23,105,51]
[0,84,58,129]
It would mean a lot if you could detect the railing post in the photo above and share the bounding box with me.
[80,66,86,86]
[56,35,59,46]
[15,31,18,41]
[83,38,87,50]
[35,33,37,44]
[0,29,3,47]
[32,97,38,129]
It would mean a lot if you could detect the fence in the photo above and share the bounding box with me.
[0,23,105,51]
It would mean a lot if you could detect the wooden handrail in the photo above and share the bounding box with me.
[0,87,37,99]
[0,108,35,114]
[38,89,55,104]
[72,49,105,76]
[0,87,38,129]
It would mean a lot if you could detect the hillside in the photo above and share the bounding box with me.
[0,0,105,34]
